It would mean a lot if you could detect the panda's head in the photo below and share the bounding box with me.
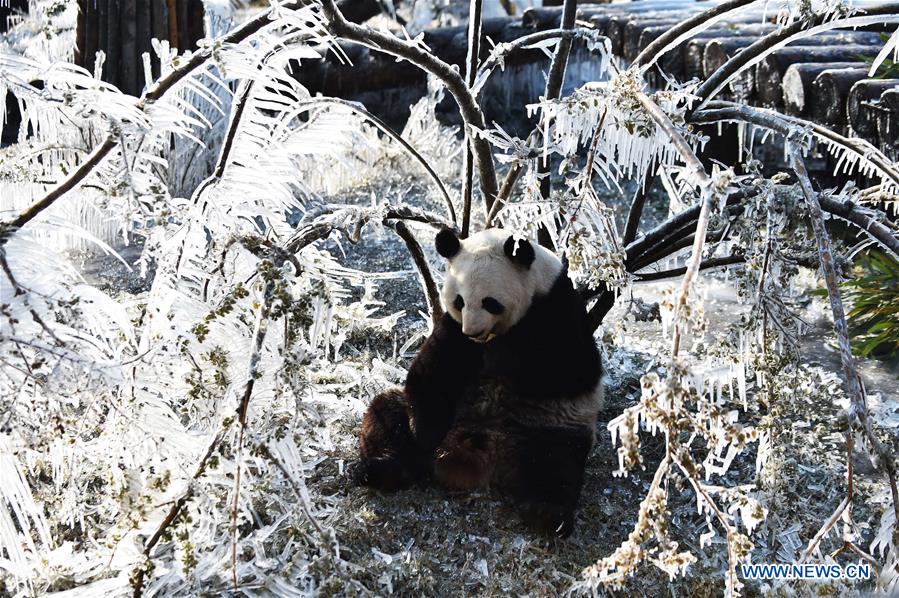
[435,227,562,343]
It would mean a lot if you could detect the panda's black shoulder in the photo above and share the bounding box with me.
[485,269,601,399]
[523,268,595,341]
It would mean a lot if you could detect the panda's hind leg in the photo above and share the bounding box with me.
[511,426,593,538]
[354,388,419,492]
[433,428,495,491]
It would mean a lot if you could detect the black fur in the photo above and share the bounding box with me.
[482,268,600,399]
[435,227,460,259]
[503,236,535,268]
[356,268,601,538]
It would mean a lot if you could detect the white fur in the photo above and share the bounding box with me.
[440,229,562,342]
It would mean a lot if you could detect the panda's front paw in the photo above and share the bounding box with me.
[521,502,574,538]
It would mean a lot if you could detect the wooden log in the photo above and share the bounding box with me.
[753,35,885,107]
[877,87,899,152]
[82,0,99,74]
[811,66,872,126]
[75,0,86,65]
[186,0,205,50]
[696,36,761,96]
[522,1,697,29]
[848,78,899,137]
[781,62,866,116]
[0,1,28,34]
[151,0,170,79]
[137,0,154,91]
[298,18,523,97]
[672,23,774,76]
[623,18,686,61]
[628,15,776,66]
[605,10,697,56]
[106,0,121,89]
[122,0,138,94]
[698,27,784,77]
[335,0,382,24]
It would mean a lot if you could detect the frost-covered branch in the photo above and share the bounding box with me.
[473,28,604,98]
[693,102,899,196]
[634,254,745,282]
[632,89,725,356]
[1,0,315,238]
[536,0,578,249]
[133,427,228,597]
[319,0,499,212]
[790,145,899,549]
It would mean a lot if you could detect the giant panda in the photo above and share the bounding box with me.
[355,227,603,537]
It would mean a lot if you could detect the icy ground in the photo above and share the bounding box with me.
[77,177,899,596]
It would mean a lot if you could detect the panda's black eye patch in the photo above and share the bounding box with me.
[482,297,504,315]
[453,295,465,310]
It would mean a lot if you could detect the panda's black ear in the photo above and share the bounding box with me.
[435,227,460,259]
[504,236,535,269]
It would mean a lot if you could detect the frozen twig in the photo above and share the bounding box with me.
[536,0,578,249]
[634,255,744,282]
[132,427,227,597]
[231,278,276,587]
[473,28,601,97]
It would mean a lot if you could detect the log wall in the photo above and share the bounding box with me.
[75,0,205,95]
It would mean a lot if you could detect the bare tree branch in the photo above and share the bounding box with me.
[461,0,484,238]
[634,254,744,282]
[386,220,443,328]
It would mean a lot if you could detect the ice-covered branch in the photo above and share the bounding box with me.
[536,0,578,249]
[790,145,899,546]
[634,255,745,282]
[632,89,725,356]
[472,28,604,98]
[1,0,315,238]
[318,0,499,212]
[692,105,899,257]
[693,102,899,195]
